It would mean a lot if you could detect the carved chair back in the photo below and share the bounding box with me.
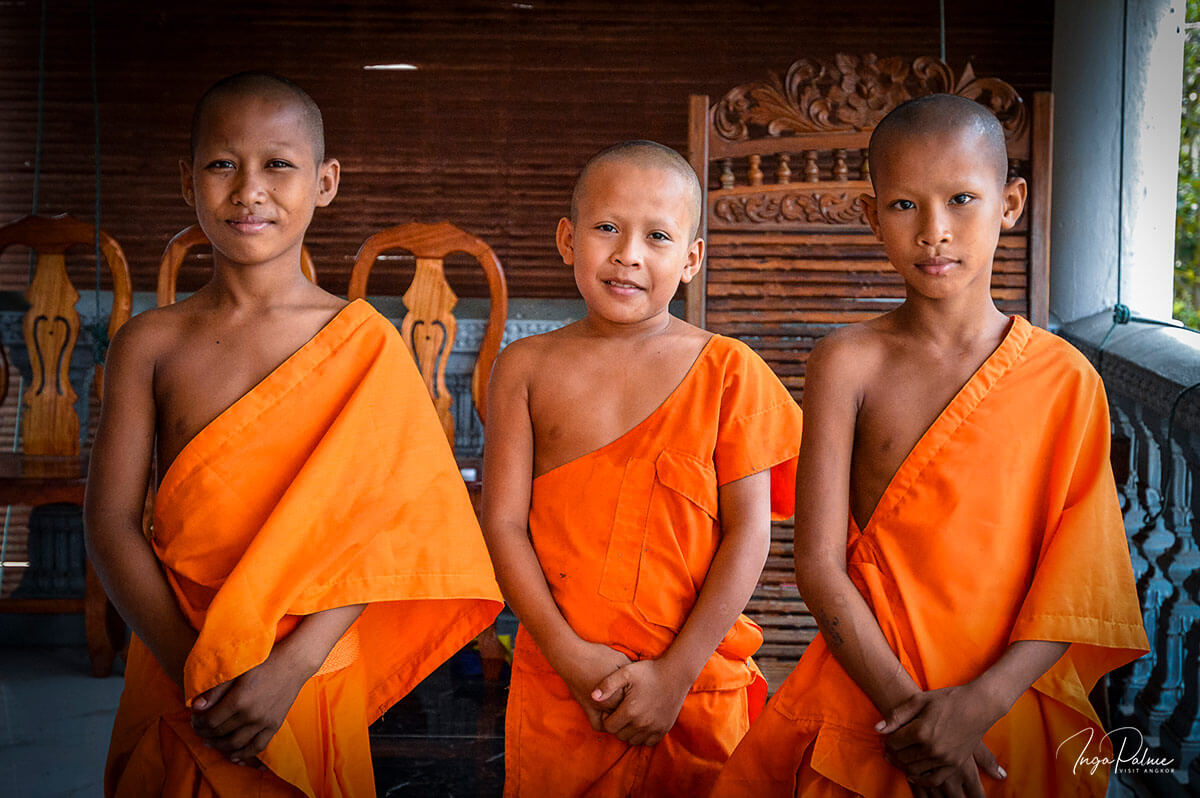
[348,221,508,446]
[0,214,132,455]
[687,54,1052,401]
[157,223,318,306]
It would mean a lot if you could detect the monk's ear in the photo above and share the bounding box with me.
[556,217,575,266]
[860,193,881,240]
[680,237,704,284]
[180,159,195,208]
[1000,176,1027,231]
[315,158,340,208]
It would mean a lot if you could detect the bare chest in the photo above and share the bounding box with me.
[153,323,321,473]
[850,357,982,528]
[528,348,702,476]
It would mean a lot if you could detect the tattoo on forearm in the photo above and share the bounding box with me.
[819,610,845,646]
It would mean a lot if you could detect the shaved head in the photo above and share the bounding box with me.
[190,71,325,164]
[572,140,703,240]
[868,94,1009,188]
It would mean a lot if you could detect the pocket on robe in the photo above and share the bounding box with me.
[634,449,720,631]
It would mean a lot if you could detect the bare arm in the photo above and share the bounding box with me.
[594,469,771,745]
[480,346,630,728]
[792,336,923,714]
[84,318,196,687]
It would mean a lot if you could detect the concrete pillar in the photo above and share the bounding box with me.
[1051,0,1183,325]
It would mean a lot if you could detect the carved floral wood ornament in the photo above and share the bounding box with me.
[712,53,1029,143]
[714,192,869,226]
[701,55,1031,230]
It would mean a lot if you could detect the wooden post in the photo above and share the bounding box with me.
[1029,92,1053,329]
[686,94,710,329]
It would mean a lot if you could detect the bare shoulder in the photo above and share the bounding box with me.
[805,320,889,396]
[105,304,187,371]
[491,321,589,378]
[488,329,555,398]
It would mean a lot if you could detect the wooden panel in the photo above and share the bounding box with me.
[0,1,1052,299]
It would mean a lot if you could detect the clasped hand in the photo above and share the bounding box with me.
[558,641,689,747]
[877,684,1007,798]
[188,647,311,766]
[590,658,690,747]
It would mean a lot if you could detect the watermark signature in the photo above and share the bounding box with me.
[1056,726,1176,776]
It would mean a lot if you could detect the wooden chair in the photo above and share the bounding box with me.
[348,221,508,447]
[0,213,133,677]
[349,221,508,679]
[686,54,1052,689]
[156,223,318,306]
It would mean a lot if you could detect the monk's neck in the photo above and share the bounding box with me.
[891,295,1010,352]
[206,258,315,309]
[579,310,675,341]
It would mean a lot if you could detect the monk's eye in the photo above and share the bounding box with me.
[949,193,974,206]
[594,223,617,233]
[266,159,296,169]
[648,231,671,242]
[889,199,915,211]
[205,159,235,171]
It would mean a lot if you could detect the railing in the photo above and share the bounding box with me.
[1062,312,1200,795]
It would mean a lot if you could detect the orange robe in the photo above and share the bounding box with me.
[105,299,504,797]
[505,335,804,797]
[713,316,1149,798]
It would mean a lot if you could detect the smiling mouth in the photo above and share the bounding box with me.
[227,217,274,233]
[603,279,643,291]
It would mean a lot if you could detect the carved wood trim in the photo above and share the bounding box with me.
[712,190,870,227]
[712,54,1028,150]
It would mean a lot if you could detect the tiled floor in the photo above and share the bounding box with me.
[0,644,507,798]
[0,643,1162,798]
[0,646,126,797]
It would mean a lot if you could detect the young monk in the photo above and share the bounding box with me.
[712,94,1149,798]
[482,140,804,797]
[84,72,503,797]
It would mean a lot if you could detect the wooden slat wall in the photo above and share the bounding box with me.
[0,0,1052,299]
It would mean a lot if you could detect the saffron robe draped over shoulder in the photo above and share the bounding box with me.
[105,299,504,798]
[713,316,1149,798]
[504,335,804,798]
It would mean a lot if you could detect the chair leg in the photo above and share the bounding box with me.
[84,560,116,677]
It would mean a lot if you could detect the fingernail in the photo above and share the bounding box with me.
[591,690,602,700]
[999,766,1007,779]
[193,699,207,709]
[874,721,885,732]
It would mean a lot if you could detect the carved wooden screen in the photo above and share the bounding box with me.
[686,55,1052,688]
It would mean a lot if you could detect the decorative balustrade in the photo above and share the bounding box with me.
[1063,313,1200,794]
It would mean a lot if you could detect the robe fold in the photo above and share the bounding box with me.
[105,299,504,797]
[505,335,804,797]
[713,316,1149,798]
